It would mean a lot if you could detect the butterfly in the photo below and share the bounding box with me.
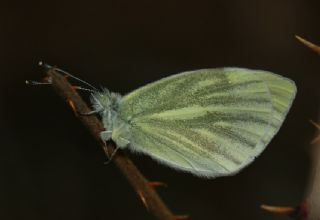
[85,68,296,178]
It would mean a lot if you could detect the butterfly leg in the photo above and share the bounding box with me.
[100,130,117,163]
[101,133,128,163]
[100,130,112,141]
[78,109,102,116]
[104,145,120,164]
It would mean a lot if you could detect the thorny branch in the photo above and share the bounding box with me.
[43,67,180,220]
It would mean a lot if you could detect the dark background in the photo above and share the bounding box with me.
[0,0,319,219]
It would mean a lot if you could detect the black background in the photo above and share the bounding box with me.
[0,0,319,219]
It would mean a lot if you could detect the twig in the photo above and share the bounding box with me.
[46,68,176,220]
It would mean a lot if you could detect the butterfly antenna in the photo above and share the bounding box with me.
[72,86,96,93]
[25,80,51,85]
[26,74,52,86]
[39,61,98,91]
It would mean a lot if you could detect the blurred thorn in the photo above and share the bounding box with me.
[309,120,320,144]
[310,120,320,129]
[261,204,295,216]
[295,35,320,55]
[137,190,149,211]
[173,214,189,220]
[261,202,309,220]
[311,135,320,145]
[148,181,168,188]
[67,99,78,116]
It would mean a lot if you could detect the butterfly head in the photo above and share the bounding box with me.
[90,88,122,115]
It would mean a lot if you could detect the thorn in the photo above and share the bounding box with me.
[148,181,168,188]
[173,214,189,220]
[261,201,309,220]
[261,204,295,215]
[311,135,320,145]
[67,99,78,116]
[295,35,320,55]
[137,190,149,211]
[310,120,320,144]
[310,120,320,129]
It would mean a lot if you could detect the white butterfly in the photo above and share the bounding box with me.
[86,68,296,178]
